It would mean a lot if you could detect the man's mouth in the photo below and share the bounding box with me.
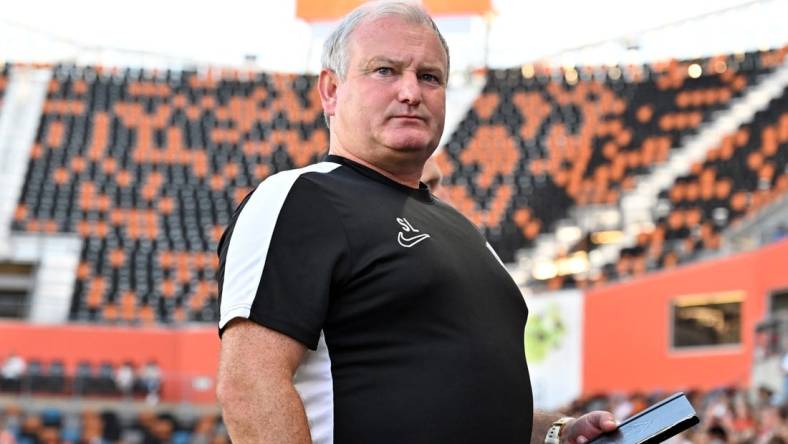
[391,115,425,122]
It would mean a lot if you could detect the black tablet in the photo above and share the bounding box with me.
[588,392,699,444]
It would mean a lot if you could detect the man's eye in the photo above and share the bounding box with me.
[420,73,441,84]
[375,67,393,75]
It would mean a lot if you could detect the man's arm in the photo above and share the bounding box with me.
[532,410,618,444]
[217,319,311,444]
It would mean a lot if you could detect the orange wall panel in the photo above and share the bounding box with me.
[583,239,788,395]
[0,322,219,403]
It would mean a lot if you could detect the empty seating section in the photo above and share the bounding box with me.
[607,86,788,283]
[7,47,788,323]
[439,48,785,262]
[12,65,328,324]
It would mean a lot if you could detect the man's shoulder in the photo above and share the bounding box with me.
[243,161,343,203]
[260,161,344,190]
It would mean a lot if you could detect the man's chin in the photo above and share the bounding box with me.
[385,144,436,158]
[382,135,437,154]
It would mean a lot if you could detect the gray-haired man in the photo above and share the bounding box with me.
[216,2,616,443]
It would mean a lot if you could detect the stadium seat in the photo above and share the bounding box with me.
[45,360,67,394]
[23,359,46,394]
[72,360,94,396]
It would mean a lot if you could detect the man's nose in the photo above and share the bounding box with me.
[397,72,422,106]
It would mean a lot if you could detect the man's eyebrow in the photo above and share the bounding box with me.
[362,56,401,68]
[361,57,446,77]
[419,63,445,74]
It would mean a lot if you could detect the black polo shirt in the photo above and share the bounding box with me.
[218,154,532,443]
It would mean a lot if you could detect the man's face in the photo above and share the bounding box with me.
[326,16,447,173]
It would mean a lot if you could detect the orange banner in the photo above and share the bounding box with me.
[296,0,491,22]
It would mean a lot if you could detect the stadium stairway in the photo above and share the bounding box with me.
[521,56,788,284]
[440,73,486,147]
[0,66,79,323]
[723,189,788,253]
[0,67,51,257]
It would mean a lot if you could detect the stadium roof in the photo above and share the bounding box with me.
[0,0,785,72]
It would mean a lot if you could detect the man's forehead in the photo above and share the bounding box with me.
[348,16,447,67]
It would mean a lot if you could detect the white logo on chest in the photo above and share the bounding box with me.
[396,217,430,248]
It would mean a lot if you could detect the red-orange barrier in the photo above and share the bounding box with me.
[0,322,219,403]
[583,239,788,394]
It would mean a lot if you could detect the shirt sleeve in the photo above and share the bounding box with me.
[217,172,350,349]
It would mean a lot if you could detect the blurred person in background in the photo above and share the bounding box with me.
[0,352,25,393]
[757,386,777,409]
[781,342,788,405]
[115,361,135,400]
[216,1,616,443]
[755,405,788,444]
[730,392,756,442]
[139,361,161,405]
[706,424,729,444]
[0,405,22,444]
[419,153,442,192]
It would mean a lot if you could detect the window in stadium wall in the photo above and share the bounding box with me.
[769,288,788,315]
[0,289,28,318]
[0,262,34,319]
[670,291,744,349]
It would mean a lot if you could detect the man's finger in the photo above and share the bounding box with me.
[602,417,617,430]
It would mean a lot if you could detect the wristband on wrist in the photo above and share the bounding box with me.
[544,417,574,444]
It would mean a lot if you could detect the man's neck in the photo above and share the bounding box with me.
[328,147,423,189]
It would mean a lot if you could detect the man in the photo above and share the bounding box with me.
[216,2,616,443]
[0,352,25,392]
[420,154,443,192]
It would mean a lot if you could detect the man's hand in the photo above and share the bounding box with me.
[561,411,617,444]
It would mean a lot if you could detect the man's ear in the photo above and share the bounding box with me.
[318,68,339,121]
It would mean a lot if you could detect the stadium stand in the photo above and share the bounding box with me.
[11,65,327,324]
[600,86,788,284]
[6,48,788,323]
[438,47,788,263]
